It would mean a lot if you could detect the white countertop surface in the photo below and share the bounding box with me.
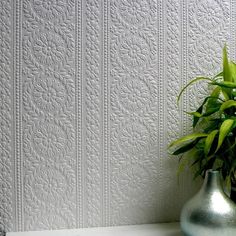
[7,223,182,236]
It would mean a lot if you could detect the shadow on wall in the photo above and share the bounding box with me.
[157,157,202,222]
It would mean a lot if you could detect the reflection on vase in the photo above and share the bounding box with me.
[181,169,236,236]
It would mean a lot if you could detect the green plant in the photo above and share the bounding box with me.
[169,45,236,190]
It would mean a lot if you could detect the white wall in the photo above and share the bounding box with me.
[0,0,234,233]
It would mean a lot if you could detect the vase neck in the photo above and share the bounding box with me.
[201,170,223,194]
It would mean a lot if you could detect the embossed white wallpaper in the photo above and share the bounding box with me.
[1,0,236,234]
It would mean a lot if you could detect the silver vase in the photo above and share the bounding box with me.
[181,169,236,236]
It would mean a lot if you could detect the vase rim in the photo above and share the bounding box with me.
[207,169,219,173]
[206,169,220,175]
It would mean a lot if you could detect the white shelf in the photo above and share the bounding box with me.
[7,223,181,236]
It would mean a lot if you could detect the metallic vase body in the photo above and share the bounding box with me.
[181,170,236,236]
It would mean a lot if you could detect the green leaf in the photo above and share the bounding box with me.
[172,140,198,155]
[213,71,223,79]
[213,158,223,170]
[204,130,218,156]
[177,148,200,180]
[225,175,231,194]
[210,81,236,88]
[189,98,209,127]
[215,119,235,152]
[204,107,221,116]
[186,111,202,117]
[220,100,236,112]
[186,111,203,128]
[195,156,215,177]
[210,86,221,97]
[204,118,221,133]
[223,45,232,82]
[188,96,222,127]
[177,77,212,103]
[229,61,236,83]
[169,133,208,149]
[206,87,221,110]
[222,90,230,100]
[177,155,192,177]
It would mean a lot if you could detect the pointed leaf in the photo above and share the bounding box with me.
[172,140,198,155]
[204,107,221,116]
[222,90,230,100]
[223,44,232,82]
[210,81,236,88]
[213,71,223,79]
[216,119,235,152]
[225,175,231,195]
[186,111,202,128]
[210,86,221,97]
[204,119,221,133]
[177,152,196,177]
[169,133,208,149]
[206,87,221,110]
[204,130,218,156]
[186,111,202,117]
[188,95,222,127]
[229,62,236,82]
[220,100,236,112]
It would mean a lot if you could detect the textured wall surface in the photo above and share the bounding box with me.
[0,0,235,233]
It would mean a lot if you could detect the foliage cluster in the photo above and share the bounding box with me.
[169,46,236,189]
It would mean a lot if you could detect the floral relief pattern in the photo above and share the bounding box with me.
[23,70,75,117]
[111,31,157,72]
[24,0,75,24]
[22,0,76,228]
[119,36,150,68]
[118,121,150,156]
[24,163,75,206]
[23,120,75,161]
[189,37,222,74]
[85,0,102,227]
[192,0,226,32]
[188,0,229,112]
[32,123,66,158]
[32,0,67,21]
[111,118,158,166]
[23,28,74,69]
[112,162,157,200]
[28,213,68,230]
[119,77,150,112]
[166,0,181,143]
[3,0,234,231]
[0,0,13,233]
[32,77,66,112]
[24,206,76,230]
[111,73,157,115]
[32,32,66,66]
[111,0,159,225]
[111,0,157,30]
[117,0,150,26]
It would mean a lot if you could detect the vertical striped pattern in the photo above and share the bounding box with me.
[102,0,110,227]
[181,0,189,135]
[85,0,102,227]
[157,0,165,219]
[75,0,84,228]
[231,0,236,59]
[0,0,13,234]
[13,0,23,231]
[165,0,182,220]
[1,0,235,232]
